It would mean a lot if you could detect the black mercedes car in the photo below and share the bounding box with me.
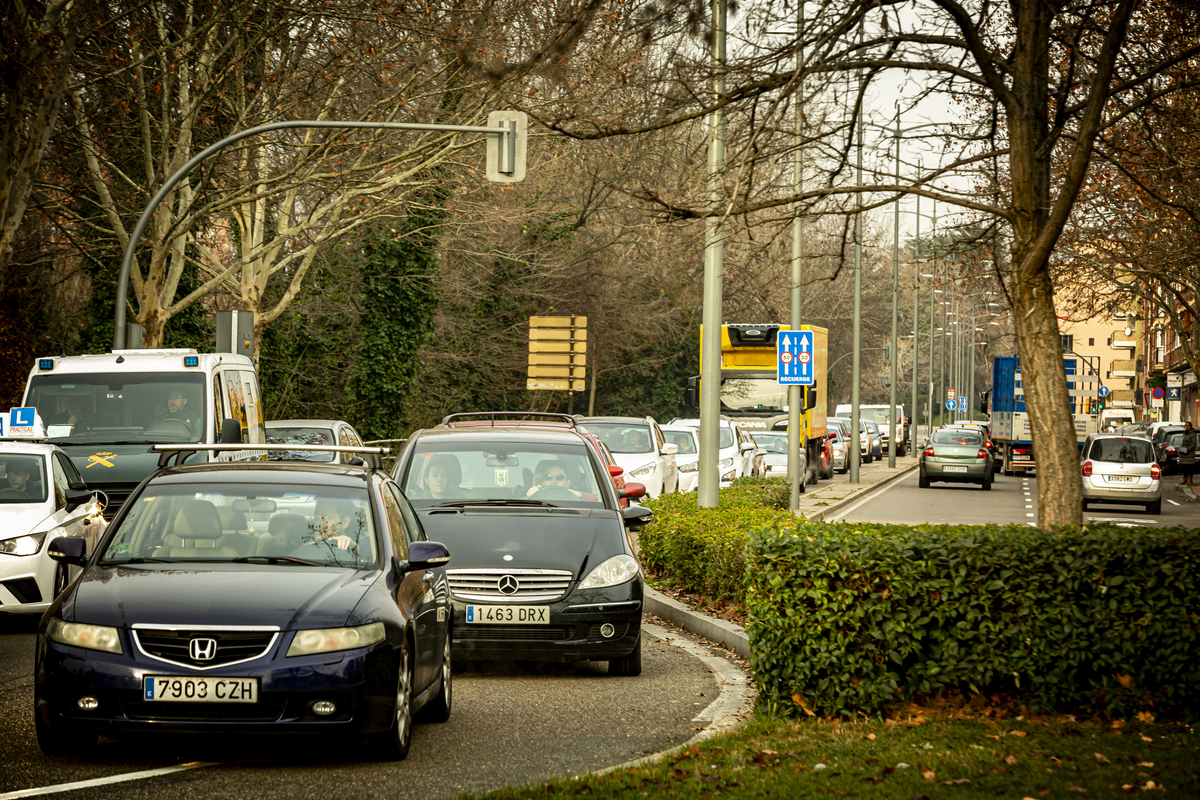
[393,413,652,675]
[36,446,452,760]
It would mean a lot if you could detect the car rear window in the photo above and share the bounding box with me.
[266,427,337,462]
[931,430,982,445]
[1088,437,1154,463]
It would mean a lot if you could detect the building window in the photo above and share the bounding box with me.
[1061,335,1074,352]
[1088,337,1094,346]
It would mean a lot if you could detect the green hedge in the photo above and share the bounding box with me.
[747,522,1200,719]
[639,478,798,603]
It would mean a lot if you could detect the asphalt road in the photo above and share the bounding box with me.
[0,617,741,799]
[835,467,1200,527]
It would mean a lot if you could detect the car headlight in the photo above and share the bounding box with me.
[578,555,640,590]
[719,457,734,468]
[46,618,123,654]
[678,462,698,473]
[630,464,656,478]
[0,532,46,557]
[287,622,386,657]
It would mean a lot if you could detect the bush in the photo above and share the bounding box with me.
[639,479,799,603]
[746,522,1200,719]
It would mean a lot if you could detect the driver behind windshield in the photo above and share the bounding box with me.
[154,387,199,434]
[526,460,581,498]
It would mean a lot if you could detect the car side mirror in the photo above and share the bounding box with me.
[619,482,646,500]
[64,486,93,513]
[621,505,654,528]
[220,418,243,444]
[608,464,624,478]
[739,442,756,452]
[48,536,88,567]
[660,443,679,456]
[405,540,451,572]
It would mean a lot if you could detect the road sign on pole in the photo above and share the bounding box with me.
[777,329,814,385]
[1098,385,1111,398]
[947,387,956,400]
[946,399,956,411]
[528,316,587,392]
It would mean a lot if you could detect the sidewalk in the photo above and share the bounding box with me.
[641,455,919,658]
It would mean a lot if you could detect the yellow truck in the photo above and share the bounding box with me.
[687,323,829,483]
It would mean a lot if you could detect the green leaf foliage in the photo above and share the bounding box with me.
[746,522,1200,719]
[344,225,441,441]
[639,478,800,603]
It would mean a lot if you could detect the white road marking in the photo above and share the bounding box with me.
[1168,499,1180,506]
[1026,513,1035,517]
[592,623,754,776]
[824,471,911,523]
[0,763,216,799]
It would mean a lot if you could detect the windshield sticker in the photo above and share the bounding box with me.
[86,452,118,468]
[494,469,509,486]
[47,425,74,438]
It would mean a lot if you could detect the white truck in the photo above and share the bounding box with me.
[21,349,266,519]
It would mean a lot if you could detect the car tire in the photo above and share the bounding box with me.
[1147,499,1162,515]
[35,712,97,756]
[609,634,642,677]
[981,477,992,491]
[372,638,414,761]
[420,631,453,723]
[918,472,930,489]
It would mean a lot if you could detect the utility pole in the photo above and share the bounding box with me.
[849,22,864,483]
[888,113,900,467]
[697,0,727,508]
[787,3,806,510]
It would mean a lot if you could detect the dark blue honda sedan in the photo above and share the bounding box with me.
[35,451,452,760]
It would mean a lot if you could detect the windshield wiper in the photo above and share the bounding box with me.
[230,555,323,566]
[436,499,558,508]
[101,557,173,564]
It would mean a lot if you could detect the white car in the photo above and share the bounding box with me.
[575,416,679,498]
[0,416,107,616]
[669,417,757,485]
[748,431,807,481]
[661,425,700,492]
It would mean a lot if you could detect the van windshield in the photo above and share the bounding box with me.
[26,373,206,445]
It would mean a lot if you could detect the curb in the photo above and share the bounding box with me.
[802,462,919,523]
[643,586,750,660]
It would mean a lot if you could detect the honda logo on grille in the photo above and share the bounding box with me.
[189,637,218,661]
[497,575,520,595]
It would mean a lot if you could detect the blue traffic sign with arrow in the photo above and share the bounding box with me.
[777,330,814,386]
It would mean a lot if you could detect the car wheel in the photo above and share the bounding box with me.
[981,477,992,491]
[918,472,930,489]
[609,634,642,677]
[373,638,413,761]
[35,711,97,756]
[420,630,453,723]
[1147,499,1162,515]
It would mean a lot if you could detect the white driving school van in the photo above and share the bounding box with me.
[21,350,266,519]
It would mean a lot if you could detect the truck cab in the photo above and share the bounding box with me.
[21,350,265,519]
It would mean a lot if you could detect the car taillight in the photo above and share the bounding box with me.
[1082,461,1093,477]
[1151,464,1161,480]
[978,449,989,459]
[985,441,995,450]
[1167,446,1176,454]
[924,446,934,457]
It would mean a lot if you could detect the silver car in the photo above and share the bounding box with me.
[1080,434,1162,514]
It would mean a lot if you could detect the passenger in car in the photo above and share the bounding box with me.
[424,455,462,500]
[307,499,359,551]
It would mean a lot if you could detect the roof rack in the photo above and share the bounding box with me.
[439,412,577,428]
[153,443,385,469]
